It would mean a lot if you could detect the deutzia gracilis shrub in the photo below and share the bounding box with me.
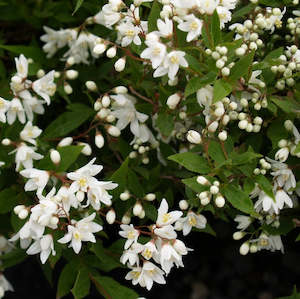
[0,0,300,297]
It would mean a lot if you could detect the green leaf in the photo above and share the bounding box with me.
[296,233,300,242]
[229,51,254,82]
[91,274,138,299]
[294,143,300,154]
[0,187,18,214]
[255,174,275,200]
[148,1,161,32]
[208,140,226,165]
[230,151,261,165]
[232,4,255,21]
[90,242,121,273]
[56,262,78,299]
[185,54,203,74]
[213,79,232,103]
[270,97,300,114]
[267,120,289,148]
[127,169,144,197]
[184,72,217,97]
[211,10,221,46]
[168,152,211,174]
[73,0,84,15]
[71,267,90,299]
[156,112,174,137]
[143,201,158,222]
[263,217,294,236]
[196,223,216,237]
[277,286,300,299]
[222,184,255,215]
[0,248,26,270]
[110,158,129,198]
[43,106,94,139]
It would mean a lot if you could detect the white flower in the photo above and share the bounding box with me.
[67,158,103,193]
[140,41,167,69]
[141,240,157,260]
[216,6,232,28]
[110,94,148,138]
[15,54,28,78]
[275,147,289,162]
[159,242,183,274]
[153,51,188,80]
[31,197,59,228]
[119,224,140,249]
[221,0,237,10]
[156,198,183,227]
[120,243,144,266]
[94,4,122,28]
[178,14,203,42]
[157,18,173,38]
[56,186,78,213]
[32,70,56,105]
[0,97,10,123]
[13,143,43,170]
[254,191,281,214]
[140,261,166,290]
[196,84,213,116]
[234,215,252,231]
[180,211,207,236]
[19,91,45,121]
[275,189,293,210]
[20,168,49,194]
[154,224,177,239]
[125,266,143,286]
[87,181,118,210]
[20,121,42,145]
[26,234,56,264]
[58,213,102,254]
[199,0,219,15]
[117,21,141,47]
[6,98,25,124]
[254,233,284,253]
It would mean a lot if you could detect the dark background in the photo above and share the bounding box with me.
[4,220,300,299]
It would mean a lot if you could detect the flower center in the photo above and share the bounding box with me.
[188,216,197,226]
[162,213,171,223]
[190,21,198,30]
[170,55,179,64]
[79,178,87,187]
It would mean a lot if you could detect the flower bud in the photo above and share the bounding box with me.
[166,93,181,109]
[86,80,98,92]
[67,56,75,66]
[106,209,116,224]
[114,57,126,72]
[113,86,128,94]
[93,43,107,55]
[138,209,145,219]
[18,209,29,219]
[95,133,105,149]
[197,176,209,185]
[122,214,131,224]
[239,242,250,255]
[101,95,111,107]
[66,70,78,80]
[106,47,117,58]
[106,125,121,137]
[233,231,245,240]
[58,137,73,147]
[200,197,210,205]
[50,216,59,226]
[78,142,92,156]
[94,100,102,111]
[179,199,188,210]
[250,244,258,253]
[215,195,225,208]
[145,193,156,201]
[50,149,61,164]
[14,205,25,215]
[64,84,73,95]
[133,202,143,216]
[208,121,219,133]
[37,69,45,78]
[218,130,227,141]
[120,190,130,201]
[187,130,201,144]
[173,239,187,255]
[210,185,219,195]
[284,120,293,131]
[2,138,11,146]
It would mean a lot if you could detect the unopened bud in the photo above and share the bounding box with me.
[106,125,121,137]
[106,47,117,58]
[2,138,11,146]
[233,231,245,240]
[166,93,181,109]
[179,199,189,210]
[239,242,250,255]
[66,70,78,80]
[120,190,130,201]
[76,191,85,202]
[145,193,156,201]
[78,142,92,156]
[85,80,98,92]
[14,205,25,215]
[187,130,201,144]
[50,149,61,164]
[106,209,116,224]
[113,86,128,94]
[215,195,225,207]
[133,202,143,216]
[18,209,29,219]
[114,57,126,72]
[95,133,105,149]
[58,137,73,147]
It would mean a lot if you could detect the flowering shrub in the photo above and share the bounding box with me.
[0,0,300,297]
